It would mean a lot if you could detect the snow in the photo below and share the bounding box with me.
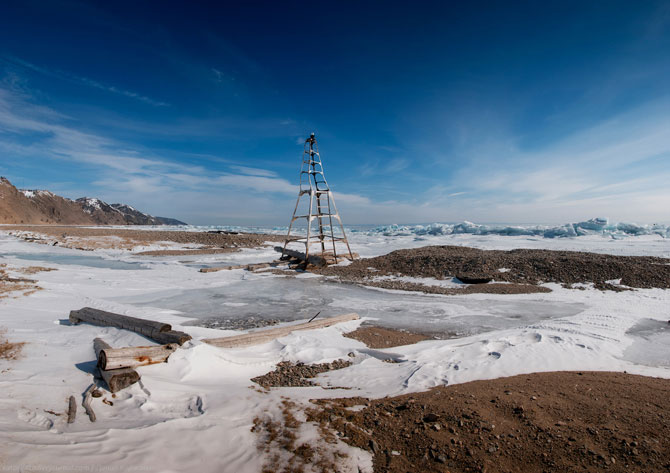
[19,189,56,198]
[0,228,669,472]
[86,198,102,210]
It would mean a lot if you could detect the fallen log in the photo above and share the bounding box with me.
[93,338,141,393]
[203,312,360,348]
[151,330,192,345]
[70,307,169,334]
[67,395,77,423]
[98,343,178,370]
[70,307,192,346]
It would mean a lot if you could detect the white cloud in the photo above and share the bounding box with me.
[228,165,278,178]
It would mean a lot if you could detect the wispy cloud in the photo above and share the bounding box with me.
[1,56,169,106]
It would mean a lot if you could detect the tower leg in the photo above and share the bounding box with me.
[304,190,314,262]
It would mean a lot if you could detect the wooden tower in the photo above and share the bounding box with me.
[281,133,354,265]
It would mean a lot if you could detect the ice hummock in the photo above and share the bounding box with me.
[354,218,670,239]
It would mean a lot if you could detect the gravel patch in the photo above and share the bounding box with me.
[252,360,352,388]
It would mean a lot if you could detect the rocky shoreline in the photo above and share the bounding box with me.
[317,245,670,294]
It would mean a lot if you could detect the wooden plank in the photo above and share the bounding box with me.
[203,312,360,348]
[93,338,141,393]
[98,343,178,370]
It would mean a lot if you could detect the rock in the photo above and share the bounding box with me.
[369,439,379,454]
[423,413,439,422]
[436,454,447,464]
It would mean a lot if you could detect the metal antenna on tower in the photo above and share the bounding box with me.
[281,133,354,265]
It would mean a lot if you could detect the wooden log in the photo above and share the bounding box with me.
[67,395,77,423]
[93,338,141,393]
[150,330,192,346]
[82,384,96,422]
[70,308,172,341]
[98,343,178,370]
[203,312,360,348]
[70,308,191,345]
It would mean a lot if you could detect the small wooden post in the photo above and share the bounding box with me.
[67,395,77,423]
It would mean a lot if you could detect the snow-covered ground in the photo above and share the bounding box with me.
[0,229,669,472]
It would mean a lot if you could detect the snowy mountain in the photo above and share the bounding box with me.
[0,177,186,225]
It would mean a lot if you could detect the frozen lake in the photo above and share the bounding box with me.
[118,275,586,338]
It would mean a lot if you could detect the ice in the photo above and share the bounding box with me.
[2,251,149,270]
[622,318,670,367]
[347,217,669,240]
[119,276,586,337]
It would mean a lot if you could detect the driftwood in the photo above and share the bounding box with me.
[98,343,178,370]
[82,384,96,422]
[199,261,281,273]
[203,313,360,348]
[93,338,141,393]
[67,395,77,423]
[70,307,191,346]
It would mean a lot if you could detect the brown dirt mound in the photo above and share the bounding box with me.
[344,326,431,348]
[308,371,670,473]
[318,246,670,291]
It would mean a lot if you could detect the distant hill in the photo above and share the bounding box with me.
[0,177,186,226]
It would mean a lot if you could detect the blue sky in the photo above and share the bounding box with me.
[0,1,669,225]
